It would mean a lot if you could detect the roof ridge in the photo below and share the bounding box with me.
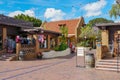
[0,14,32,24]
[0,14,33,27]
[46,18,81,23]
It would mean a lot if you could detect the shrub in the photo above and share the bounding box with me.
[59,43,68,51]
[54,43,68,51]
[77,40,90,47]
[54,45,59,51]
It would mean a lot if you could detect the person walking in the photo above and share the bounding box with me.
[69,42,73,53]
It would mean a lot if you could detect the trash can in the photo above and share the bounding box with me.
[85,53,95,68]
[19,50,25,60]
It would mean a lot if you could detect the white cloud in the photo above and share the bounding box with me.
[44,8,66,21]
[8,9,35,17]
[114,19,120,23]
[83,0,107,17]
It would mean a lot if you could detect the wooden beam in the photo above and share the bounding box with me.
[2,27,7,49]
[48,35,51,49]
[16,43,21,59]
[33,34,39,53]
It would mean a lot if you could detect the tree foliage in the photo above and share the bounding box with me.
[14,14,42,27]
[54,26,68,51]
[109,4,120,19]
[88,18,113,26]
[59,26,68,43]
[79,24,101,48]
[79,24,99,39]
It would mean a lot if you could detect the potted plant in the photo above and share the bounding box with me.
[76,38,91,56]
[76,24,100,56]
[36,52,43,59]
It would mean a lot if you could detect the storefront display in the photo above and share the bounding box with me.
[39,35,48,49]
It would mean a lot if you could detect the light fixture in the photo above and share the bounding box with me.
[41,30,44,33]
[84,35,87,39]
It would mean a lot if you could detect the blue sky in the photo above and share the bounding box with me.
[0,0,119,23]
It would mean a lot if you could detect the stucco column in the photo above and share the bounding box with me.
[48,35,51,49]
[101,30,109,47]
[2,27,7,48]
[16,42,21,58]
[33,34,39,53]
[96,41,102,61]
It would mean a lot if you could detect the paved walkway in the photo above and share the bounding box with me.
[0,54,120,80]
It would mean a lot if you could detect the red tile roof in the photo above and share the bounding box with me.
[43,18,82,34]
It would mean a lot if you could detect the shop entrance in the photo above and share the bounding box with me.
[0,35,2,50]
[113,31,120,57]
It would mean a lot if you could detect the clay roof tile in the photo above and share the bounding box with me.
[44,18,82,34]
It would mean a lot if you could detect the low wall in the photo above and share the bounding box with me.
[24,53,37,60]
[42,48,70,58]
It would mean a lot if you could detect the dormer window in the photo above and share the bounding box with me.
[58,24,66,29]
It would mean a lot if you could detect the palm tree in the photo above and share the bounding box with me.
[79,24,101,48]
[109,3,120,19]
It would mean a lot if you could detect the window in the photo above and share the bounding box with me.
[58,24,66,29]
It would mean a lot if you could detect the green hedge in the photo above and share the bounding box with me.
[54,43,68,51]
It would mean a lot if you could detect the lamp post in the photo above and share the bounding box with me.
[41,30,44,34]
[95,36,99,49]
[84,35,87,68]
[95,36,98,41]
[84,35,87,47]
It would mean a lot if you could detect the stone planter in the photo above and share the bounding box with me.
[85,53,95,68]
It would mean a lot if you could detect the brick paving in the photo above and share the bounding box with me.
[0,54,120,80]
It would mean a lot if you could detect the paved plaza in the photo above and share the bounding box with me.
[0,54,119,80]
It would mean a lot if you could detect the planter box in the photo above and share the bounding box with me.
[77,47,90,56]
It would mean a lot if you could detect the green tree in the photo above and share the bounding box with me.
[88,18,113,26]
[54,26,68,51]
[79,24,101,48]
[14,14,42,27]
[109,3,120,19]
[80,24,96,38]
[59,26,68,43]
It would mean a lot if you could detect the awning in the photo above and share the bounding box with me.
[22,27,62,35]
